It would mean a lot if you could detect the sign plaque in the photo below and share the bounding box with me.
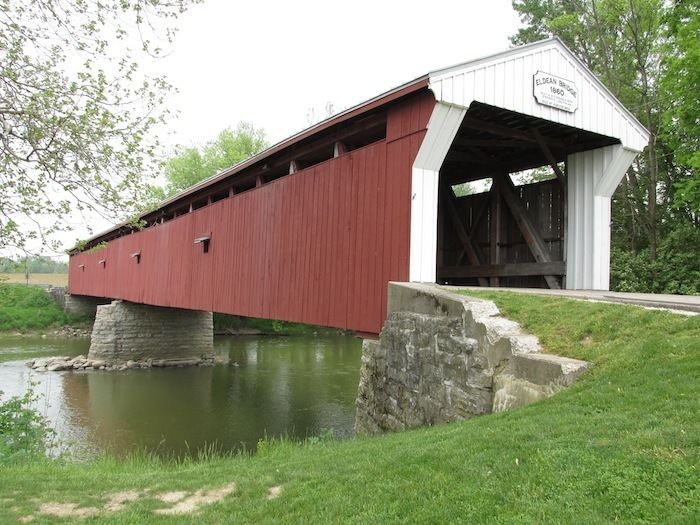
[533,71,578,113]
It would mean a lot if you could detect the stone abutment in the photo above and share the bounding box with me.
[355,283,589,435]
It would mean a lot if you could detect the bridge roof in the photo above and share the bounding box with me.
[78,37,648,251]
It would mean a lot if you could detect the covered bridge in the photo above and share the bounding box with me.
[69,38,649,334]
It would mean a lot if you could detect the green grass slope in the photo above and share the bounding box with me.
[1,293,698,523]
[0,283,86,332]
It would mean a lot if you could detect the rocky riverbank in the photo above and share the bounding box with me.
[26,354,218,372]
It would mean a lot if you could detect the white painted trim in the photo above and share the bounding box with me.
[566,145,637,290]
[428,39,650,152]
[409,103,467,283]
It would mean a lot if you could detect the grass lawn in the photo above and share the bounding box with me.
[1,293,698,523]
[0,283,86,332]
[0,273,68,287]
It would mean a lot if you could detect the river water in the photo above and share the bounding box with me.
[0,334,362,458]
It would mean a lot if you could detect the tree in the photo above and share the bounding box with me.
[0,0,200,253]
[158,122,268,199]
[660,0,700,214]
[511,0,699,294]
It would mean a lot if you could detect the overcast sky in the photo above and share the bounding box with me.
[48,0,523,256]
[160,0,522,147]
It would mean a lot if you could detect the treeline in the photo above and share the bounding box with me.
[512,0,700,295]
[0,256,68,274]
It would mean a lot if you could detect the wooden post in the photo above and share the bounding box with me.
[489,184,501,287]
[333,141,347,158]
[437,194,445,274]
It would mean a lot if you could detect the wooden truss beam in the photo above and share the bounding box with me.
[494,174,560,289]
[532,128,566,184]
[440,186,489,287]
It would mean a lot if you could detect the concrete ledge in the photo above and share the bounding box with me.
[510,353,589,386]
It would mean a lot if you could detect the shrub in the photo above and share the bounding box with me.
[611,225,700,295]
[0,387,52,463]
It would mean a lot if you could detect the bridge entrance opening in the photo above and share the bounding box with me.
[435,102,618,289]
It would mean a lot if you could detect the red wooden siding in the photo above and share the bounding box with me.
[69,92,435,334]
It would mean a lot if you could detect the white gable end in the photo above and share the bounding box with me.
[428,38,649,152]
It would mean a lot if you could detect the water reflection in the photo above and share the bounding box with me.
[0,334,362,458]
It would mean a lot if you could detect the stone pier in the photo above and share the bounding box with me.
[355,282,589,435]
[88,300,214,367]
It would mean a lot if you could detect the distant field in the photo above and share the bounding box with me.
[0,273,68,287]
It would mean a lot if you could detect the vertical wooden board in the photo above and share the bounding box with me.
[150,223,171,307]
[133,231,146,304]
[67,255,78,294]
[328,159,347,328]
[262,183,277,318]
[265,181,281,320]
[281,175,298,322]
[381,141,397,323]
[103,238,119,299]
[344,150,358,328]
[176,216,196,308]
[265,182,281,318]
[117,236,132,300]
[367,144,385,331]
[402,132,424,278]
[228,194,245,314]
[297,168,312,323]
[390,138,408,280]
[324,160,339,327]
[310,165,325,326]
[311,165,325,326]
[117,234,135,302]
[232,195,245,315]
[211,198,231,313]
[272,181,288,320]
[317,162,332,327]
[293,170,310,323]
[349,148,367,329]
[366,143,383,330]
[245,191,258,317]
[358,148,375,331]
[350,149,365,329]
[137,227,155,304]
[240,195,253,312]
[242,192,256,317]
[336,155,353,329]
[190,206,215,311]
[254,187,267,317]
[283,173,299,323]
[97,243,113,298]
[307,166,322,325]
